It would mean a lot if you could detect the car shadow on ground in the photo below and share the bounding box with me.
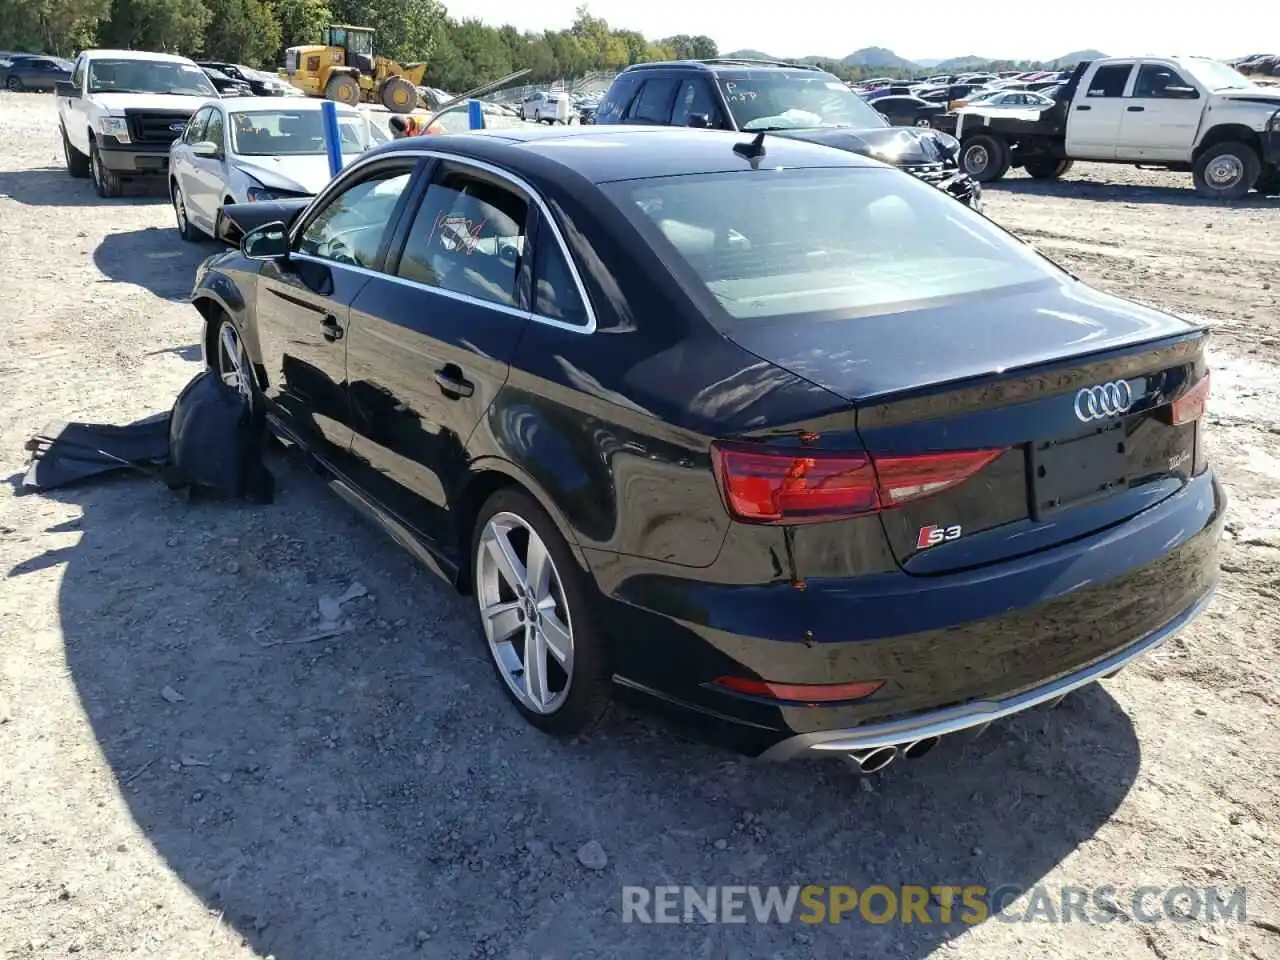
[0,166,168,206]
[25,450,1143,958]
[94,227,221,301]
[989,176,1280,208]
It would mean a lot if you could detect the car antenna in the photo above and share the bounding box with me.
[733,130,767,160]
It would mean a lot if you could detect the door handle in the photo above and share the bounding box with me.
[1076,104,1092,111]
[1127,105,1145,112]
[321,314,343,342]
[434,365,475,399]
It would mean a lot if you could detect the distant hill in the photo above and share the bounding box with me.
[841,46,916,69]
[720,47,1110,72]
[1051,49,1108,67]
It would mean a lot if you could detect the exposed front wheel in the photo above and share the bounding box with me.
[471,488,610,735]
[214,317,254,408]
[1193,141,1261,200]
[961,134,1011,182]
[89,140,122,198]
[1024,157,1074,180]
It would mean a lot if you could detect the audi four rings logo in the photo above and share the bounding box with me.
[1074,381,1134,421]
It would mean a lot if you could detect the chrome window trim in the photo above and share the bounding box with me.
[290,147,597,334]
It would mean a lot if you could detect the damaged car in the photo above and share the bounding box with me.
[595,58,982,210]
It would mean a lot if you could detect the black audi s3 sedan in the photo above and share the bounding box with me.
[191,125,1222,770]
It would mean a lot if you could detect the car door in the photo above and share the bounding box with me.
[1066,62,1134,159]
[255,158,418,463]
[343,159,537,556]
[1119,62,1204,162]
[171,106,209,207]
[185,106,227,229]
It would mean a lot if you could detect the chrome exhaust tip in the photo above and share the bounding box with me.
[902,735,940,760]
[844,745,899,774]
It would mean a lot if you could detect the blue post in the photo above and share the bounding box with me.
[320,99,343,177]
[468,99,485,130]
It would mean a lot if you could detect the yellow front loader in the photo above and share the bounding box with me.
[283,25,425,114]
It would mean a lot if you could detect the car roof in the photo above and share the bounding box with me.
[623,58,828,76]
[365,125,878,184]
[212,96,361,113]
[80,49,198,63]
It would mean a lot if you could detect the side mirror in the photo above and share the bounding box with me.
[686,113,711,129]
[1164,85,1199,99]
[55,80,78,99]
[191,140,221,158]
[241,221,290,261]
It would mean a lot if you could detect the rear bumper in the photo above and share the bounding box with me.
[598,469,1224,757]
[97,138,172,174]
[760,586,1213,759]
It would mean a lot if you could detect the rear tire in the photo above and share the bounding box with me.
[89,140,122,198]
[62,126,89,178]
[471,487,611,736]
[1192,141,1260,200]
[324,73,360,107]
[379,76,416,113]
[961,133,1011,182]
[1024,157,1074,180]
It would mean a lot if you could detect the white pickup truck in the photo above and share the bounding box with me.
[56,49,220,198]
[945,56,1280,199]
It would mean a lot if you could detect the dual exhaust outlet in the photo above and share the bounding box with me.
[843,735,941,774]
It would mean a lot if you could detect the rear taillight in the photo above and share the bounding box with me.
[1168,371,1210,425]
[710,676,885,704]
[712,442,1004,524]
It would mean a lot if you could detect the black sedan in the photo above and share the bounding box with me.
[192,126,1221,770]
[871,94,947,128]
[197,60,287,97]
[200,65,253,97]
[1,54,72,91]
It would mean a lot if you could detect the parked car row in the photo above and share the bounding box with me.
[1,53,72,91]
[854,69,1069,127]
[1233,53,1280,77]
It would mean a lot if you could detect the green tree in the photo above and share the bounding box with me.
[0,0,109,56]
[101,0,210,52]
[268,0,331,53]
[203,0,281,66]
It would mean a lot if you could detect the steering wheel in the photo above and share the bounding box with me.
[498,239,520,268]
[325,237,356,265]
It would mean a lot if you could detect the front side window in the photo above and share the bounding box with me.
[228,109,376,156]
[605,167,1057,324]
[184,107,210,143]
[87,58,217,96]
[627,78,679,123]
[717,73,888,131]
[1087,64,1133,97]
[1133,64,1198,98]
[203,109,225,150]
[396,170,529,308]
[298,168,413,268]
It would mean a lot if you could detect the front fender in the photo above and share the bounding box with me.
[190,255,261,374]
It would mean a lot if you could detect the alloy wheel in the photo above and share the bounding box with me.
[475,511,575,715]
[216,321,253,404]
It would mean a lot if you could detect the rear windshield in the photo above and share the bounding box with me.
[717,73,888,131]
[603,167,1058,323]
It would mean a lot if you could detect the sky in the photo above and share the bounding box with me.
[440,0,1279,63]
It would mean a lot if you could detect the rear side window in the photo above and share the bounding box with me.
[1087,64,1133,97]
[532,225,587,326]
[396,170,530,309]
[627,78,679,123]
[604,168,1056,323]
[597,74,640,123]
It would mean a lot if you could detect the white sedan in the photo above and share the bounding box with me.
[963,90,1057,109]
[168,97,388,241]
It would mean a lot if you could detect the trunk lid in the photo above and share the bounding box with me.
[723,281,1208,575]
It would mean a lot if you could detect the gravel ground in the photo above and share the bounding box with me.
[1,91,1278,960]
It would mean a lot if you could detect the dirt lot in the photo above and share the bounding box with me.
[0,91,1277,960]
